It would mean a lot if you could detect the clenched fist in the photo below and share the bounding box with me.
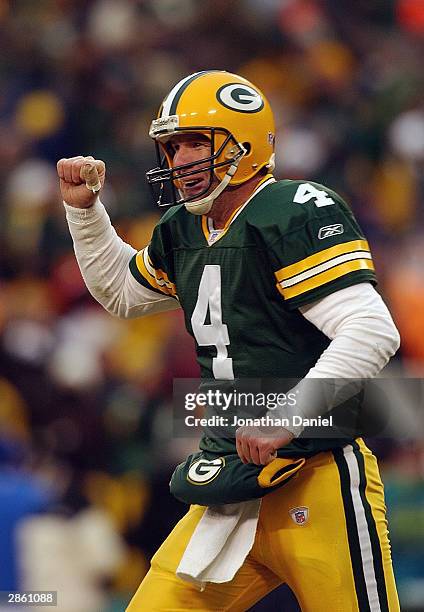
[57,155,106,209]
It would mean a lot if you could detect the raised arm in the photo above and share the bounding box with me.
[57,156,180,319]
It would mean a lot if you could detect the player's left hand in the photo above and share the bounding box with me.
[236,425,295,465]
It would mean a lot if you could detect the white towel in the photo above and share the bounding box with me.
[176,499,261,591]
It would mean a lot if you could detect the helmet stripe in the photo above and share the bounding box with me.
[161,70,223,118]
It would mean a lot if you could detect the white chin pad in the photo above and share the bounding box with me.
[185,197,214,215]
[184,162,239,215]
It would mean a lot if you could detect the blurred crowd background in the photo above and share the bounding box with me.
[0,1,423,610]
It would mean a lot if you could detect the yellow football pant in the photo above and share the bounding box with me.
[127,439,399,611]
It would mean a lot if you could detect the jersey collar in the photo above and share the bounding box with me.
[201,174,276,245]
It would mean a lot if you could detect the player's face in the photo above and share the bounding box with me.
[167,133,218,198]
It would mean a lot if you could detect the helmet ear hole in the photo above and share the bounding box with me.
[242,142,251,156]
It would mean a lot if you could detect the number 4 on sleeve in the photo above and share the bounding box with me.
[293,183,334,207]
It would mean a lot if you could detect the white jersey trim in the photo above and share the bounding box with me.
[282,251,373,288]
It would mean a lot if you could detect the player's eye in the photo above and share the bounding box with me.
[192,141,210,151]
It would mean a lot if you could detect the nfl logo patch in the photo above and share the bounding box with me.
[289,506,309,525]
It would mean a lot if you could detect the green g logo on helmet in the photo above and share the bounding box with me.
[216,83,264,113]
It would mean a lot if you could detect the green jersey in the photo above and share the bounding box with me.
[130,176,376,456]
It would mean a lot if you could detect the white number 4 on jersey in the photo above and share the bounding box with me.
[293,183,334,207]
[191,265,234,380]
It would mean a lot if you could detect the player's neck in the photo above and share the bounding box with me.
[207,174,265,229]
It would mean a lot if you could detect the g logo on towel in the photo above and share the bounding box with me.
[187,457,225,485]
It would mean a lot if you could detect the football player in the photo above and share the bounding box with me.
[57,71,400,611]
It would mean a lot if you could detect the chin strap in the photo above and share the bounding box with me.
[184,156,243,216]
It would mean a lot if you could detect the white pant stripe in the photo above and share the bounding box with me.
[343,444,381,611]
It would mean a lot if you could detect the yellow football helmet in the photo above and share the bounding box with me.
[146,70,275,214]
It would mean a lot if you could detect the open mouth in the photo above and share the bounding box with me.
[180,177,207,194]
[182,178,203,188]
